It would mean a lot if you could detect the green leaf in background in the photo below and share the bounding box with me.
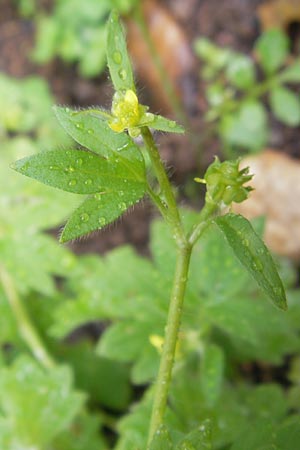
[220,100,268,151]
[269,86,300,126]
[53,412,107,450]
[279,59,300,82]
[255,29,289,74]
[149,425,174,450]
[58,342,132,411]
[214,214,287,310]
[226,55,255,89]
[0,356,85,449]
[107,11,135,92]
[200,344,224,407]
[176,421,212,450]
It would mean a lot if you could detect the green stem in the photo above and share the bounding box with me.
[188,202,218,246]
[141,126,186,246]
[147,244,192,447]
[0,265,55,369]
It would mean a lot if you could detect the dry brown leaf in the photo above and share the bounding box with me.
[232,150,300,259]
[258,0,300,30]
[126,0,195,113]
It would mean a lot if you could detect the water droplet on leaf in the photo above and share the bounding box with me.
[98,217,106,226]
[80,213,89,222]
[118,69,127,80]
[76,158,83,166]
[113,51,122,64]
[118,202,127,211]
[68,179,77,186]
[85,179,92,185]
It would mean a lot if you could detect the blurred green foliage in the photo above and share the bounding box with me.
[16,0,140,77]
[195,28,300,155]
[1,11,300,448]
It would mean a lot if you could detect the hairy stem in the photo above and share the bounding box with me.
[141,126,186,246]
[0,265,55,369]
[147,244,192,447]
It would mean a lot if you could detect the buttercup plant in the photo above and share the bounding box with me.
[12,13,288,448]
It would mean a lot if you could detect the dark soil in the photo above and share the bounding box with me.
[2,0,300,255]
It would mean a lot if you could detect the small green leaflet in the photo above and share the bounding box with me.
[143,114,185,134]
[53,106,142,161]
[214,214,287,310]
[12,149,144,195]
[107,11,136,93]
[269,86,300,126]
[255,29,289,74]
[279,59,300,83]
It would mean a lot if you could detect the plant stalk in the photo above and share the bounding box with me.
[0,265,55,369]
[141,126,186,246]
[147,243,192,447]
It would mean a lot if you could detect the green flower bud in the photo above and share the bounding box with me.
[200,157,253,206]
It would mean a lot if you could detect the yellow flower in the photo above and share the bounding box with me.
[108,89,150,137]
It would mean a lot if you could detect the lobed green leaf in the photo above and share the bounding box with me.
[0,356,85,449]
[214,214,287,310]
[106,11,135,92]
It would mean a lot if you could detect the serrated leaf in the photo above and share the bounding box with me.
[176,421,212,450]
[200,344,224,407]
[269,86,300,126]
[146,114,185,134]
[0,356,85,449]
[106,12,135,92]
[12,148,144,195]
[214,214,287,310]
[255,29,289,74]
[150,425,174,450]
[60,187,144,242]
